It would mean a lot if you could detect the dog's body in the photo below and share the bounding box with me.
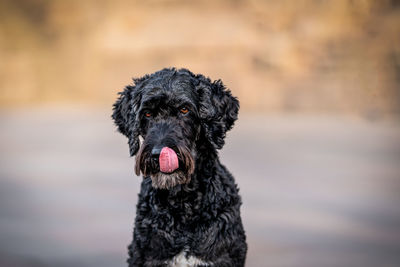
[112,68,247,266]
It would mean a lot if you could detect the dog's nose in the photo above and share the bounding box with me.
[151,147,163,158]
[150,146,163,171]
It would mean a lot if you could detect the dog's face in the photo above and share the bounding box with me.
[112,68,239,189]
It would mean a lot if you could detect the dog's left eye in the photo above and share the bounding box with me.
[180,107,189,114]
[144,111,152,118]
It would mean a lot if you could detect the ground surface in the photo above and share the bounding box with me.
[0,109,400,267]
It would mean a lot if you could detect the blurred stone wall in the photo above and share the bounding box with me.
[0,0,399,116]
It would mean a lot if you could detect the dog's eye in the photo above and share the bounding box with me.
[180,107,189,114]
[144,111,152,118]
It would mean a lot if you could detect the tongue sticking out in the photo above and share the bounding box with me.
[159,147,179,173]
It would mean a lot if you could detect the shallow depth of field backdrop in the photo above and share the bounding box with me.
[1,1,400,267]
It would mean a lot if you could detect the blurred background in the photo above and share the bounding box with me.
[0,0,400,266]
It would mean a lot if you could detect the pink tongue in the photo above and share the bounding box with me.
[159,147,179,173]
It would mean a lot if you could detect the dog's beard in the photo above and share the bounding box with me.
[135,145,195,189]
[150,171,188,189]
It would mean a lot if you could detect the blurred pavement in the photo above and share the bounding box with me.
[0,108,400,267]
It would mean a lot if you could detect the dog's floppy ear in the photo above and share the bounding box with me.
[112,84,142,156]
[196,75,239,149]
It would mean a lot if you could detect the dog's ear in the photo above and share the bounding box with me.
[112,84,142,156]
[196,75,239,149]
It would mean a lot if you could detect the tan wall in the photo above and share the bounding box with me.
[1,0,399,116]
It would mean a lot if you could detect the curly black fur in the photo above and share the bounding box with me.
[112,68,247,266]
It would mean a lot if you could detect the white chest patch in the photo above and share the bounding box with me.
[166,251,213,267]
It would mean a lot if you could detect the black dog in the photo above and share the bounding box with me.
[112,68,247,266]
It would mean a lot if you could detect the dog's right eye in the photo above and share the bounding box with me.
[180,107,189,114]
[144,111,152,118]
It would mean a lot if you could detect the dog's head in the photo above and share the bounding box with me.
[112,68,239,189]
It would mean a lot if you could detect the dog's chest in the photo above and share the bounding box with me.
[166,251,212,267]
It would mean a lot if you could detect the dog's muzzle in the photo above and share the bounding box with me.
[151,146,179,173]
